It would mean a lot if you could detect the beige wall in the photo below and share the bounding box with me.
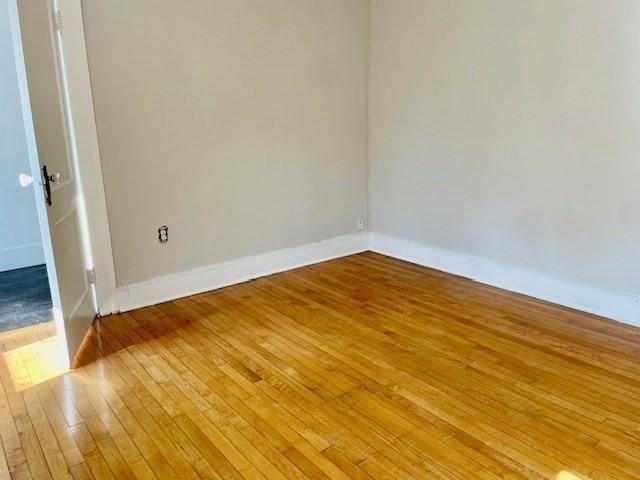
[82,0,640,300]
[369,0,640,296]
[81,0,369,286]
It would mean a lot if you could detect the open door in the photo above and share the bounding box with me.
[10,0,95,366]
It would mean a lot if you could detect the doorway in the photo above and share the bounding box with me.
[0,0,55,339]
[2,0,118,371]
[2,0,120,371]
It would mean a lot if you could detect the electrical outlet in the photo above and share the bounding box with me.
[158,225,169,243]
[357,218,365,232]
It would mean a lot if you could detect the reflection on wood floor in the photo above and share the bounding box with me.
[0,321,65,393]
[1,252,639,479]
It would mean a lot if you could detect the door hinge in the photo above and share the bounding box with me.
[55,10,63,32]
[87,268,96,285]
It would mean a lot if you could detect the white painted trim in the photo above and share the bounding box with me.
[0,244,45,272]
[370,232,640,328]
[64,290,95,366]
[116,233,369,313]
[53,0,118,316]
[117,230,640,327]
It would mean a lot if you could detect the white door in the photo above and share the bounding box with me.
[11,0,95,365]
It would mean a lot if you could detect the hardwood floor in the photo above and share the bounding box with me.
[1,252,639,479]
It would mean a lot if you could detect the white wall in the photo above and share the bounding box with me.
[0,0,44,272]
[369,0,640,300]
[81,0,369,287]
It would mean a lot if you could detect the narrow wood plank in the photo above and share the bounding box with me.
[1,252,639,479]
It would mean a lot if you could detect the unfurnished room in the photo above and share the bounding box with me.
[0,1,639,479]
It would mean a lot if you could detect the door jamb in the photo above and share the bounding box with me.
[51,0,118,315]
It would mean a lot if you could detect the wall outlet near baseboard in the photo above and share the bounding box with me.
[158,226,169,243]
[357,218,366,231]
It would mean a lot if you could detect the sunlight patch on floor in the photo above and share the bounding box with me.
[2,334,68,391]
[557,471,585,480]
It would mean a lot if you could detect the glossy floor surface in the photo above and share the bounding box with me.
[1,253,639,479]
[0,265,53,333]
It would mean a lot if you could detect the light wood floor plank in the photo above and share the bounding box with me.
[1,252,639,479]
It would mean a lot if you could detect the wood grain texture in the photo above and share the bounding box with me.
[1,252,639,479]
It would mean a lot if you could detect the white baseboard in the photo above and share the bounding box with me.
[0,243,45,272]
[116,233,369,313]
[370,232,640,328]
[114,230,639,328]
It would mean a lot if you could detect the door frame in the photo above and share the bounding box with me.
[8,0,118,318]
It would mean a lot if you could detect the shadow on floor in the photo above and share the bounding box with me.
[0,264,53,333]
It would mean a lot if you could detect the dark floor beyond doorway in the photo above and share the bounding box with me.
[0,264,53,332]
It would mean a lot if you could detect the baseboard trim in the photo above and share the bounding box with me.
[0,243,45,273]
[116,233,369,313]
[370,232,640,328]
[114,231,639,328]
